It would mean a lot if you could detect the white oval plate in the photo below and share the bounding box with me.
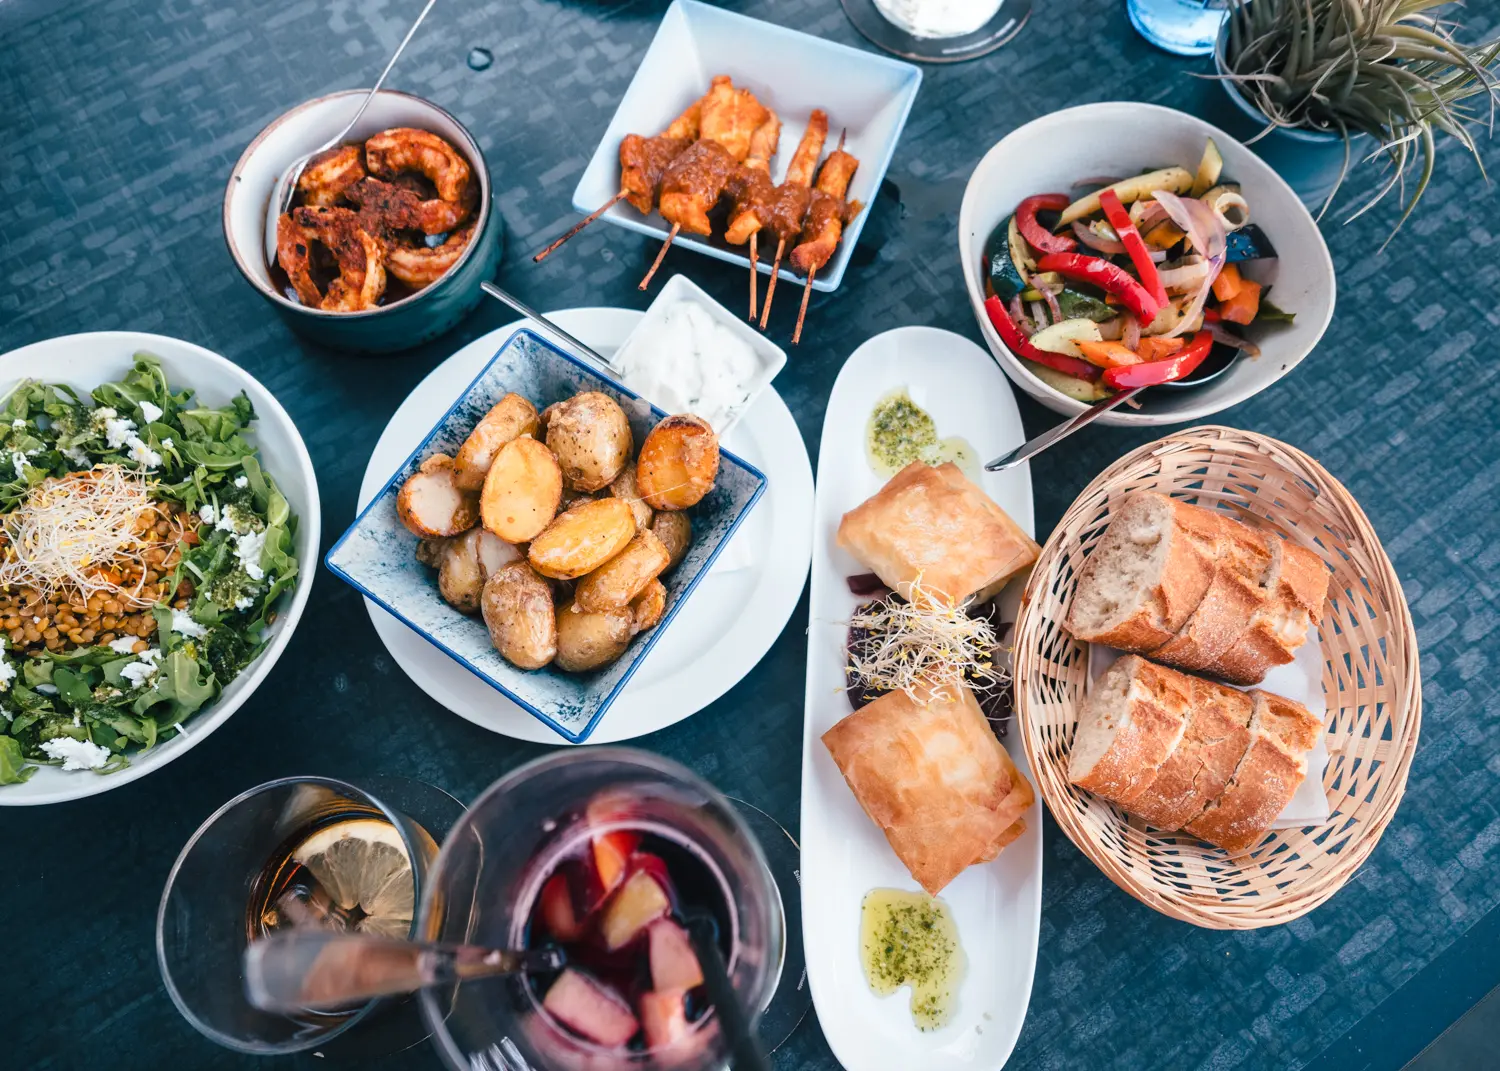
[799,327,1042,1069]
[360,308,814,745]
[0,332,320,806]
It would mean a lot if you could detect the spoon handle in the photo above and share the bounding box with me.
[339,0,441,142]
[983,387,1142,473]
[244,930,563,1013]
[685,914,769,1071]
[479,281,623,374]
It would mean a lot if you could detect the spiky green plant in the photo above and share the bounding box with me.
[1219,0,1500,239]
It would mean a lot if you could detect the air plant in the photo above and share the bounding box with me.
[1218,0,1500,239]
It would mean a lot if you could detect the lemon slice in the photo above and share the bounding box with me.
[293,818,414,937]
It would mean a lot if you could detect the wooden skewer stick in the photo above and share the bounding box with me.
[639,223,679,290]
[758,239,786,330]
[533,190,626,263]
[748,233,759,321]
[793,267,816,345]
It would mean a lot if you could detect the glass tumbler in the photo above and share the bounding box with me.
[418,748,785,1071]
[156,775,441,1054]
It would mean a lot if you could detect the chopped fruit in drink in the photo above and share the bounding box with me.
[649,918,704,991]
[639,988,690,1049]
[592,829,641,894]
[600,868,671,951]
[540,874,585,942]
[542,969,640,1048]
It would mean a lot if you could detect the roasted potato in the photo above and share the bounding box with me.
[554,599,634,673]
[481,436,563,543]
[481,562,557,669]
[608,461,654,532]
[649,511,692,571]
[398,453,480,538]
[415,537,448,567]
[631,579,667,634]
[538,400,562,436]
[437,528,525,613]
[454,393,540,491]
[560,487,598,511]
[545,392,632,492]
[574,530,670,613]
[527,498,636,579]
[636,415,719,510]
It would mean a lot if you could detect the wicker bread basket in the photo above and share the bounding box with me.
[1014,426,1420,929]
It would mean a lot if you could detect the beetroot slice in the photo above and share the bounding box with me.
[542,969,639,1048]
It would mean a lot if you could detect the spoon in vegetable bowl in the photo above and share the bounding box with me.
[262,0,440,270]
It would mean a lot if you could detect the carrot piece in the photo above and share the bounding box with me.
[1135,336,1187,362]
[1219,278,1262,324]
[1144,221,1185,248]
[1077,340,1144,369]
[1212,263,1243,302]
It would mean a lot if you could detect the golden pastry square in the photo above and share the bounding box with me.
[836,462,1040,606]
[822,680,1034,896]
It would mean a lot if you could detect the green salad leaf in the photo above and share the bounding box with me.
[0,353,299,780]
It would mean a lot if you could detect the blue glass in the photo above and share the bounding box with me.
[1126,0,1228,56]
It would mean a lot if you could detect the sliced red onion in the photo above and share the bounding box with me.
[1029,300,1048,329]
[1132,199,1169,232]
[1148,248,1168,263]
[1123,313,1141,350]
[1152,191,1227,338]
[1036,279,1062,323]
[1071,220,1125,254]
[1205,324,1262,357]
[1009,294,1025,324]
[1158,259,1212,293]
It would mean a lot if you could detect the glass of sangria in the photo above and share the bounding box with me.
[417,748,785,1071]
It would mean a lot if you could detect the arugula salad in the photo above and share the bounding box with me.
[0,353,299,784]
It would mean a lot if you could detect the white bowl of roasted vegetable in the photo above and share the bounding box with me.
[959,102,1335,424]
[0,334,318,804]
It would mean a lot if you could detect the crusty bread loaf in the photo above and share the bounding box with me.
[1150,522,1271,671]
[1065,493,1220,650]
[1183,690,1323,852]
[1068,655,1193,805]
[1128,676,1254,830]
[1208,539,1330,685]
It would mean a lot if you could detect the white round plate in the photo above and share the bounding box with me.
[0,332,321,805]
[359,308,814,744]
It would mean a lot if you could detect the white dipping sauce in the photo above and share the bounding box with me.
[615,300,761,433]
[872,0,1003,38]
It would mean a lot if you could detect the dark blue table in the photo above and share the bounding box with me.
[3,1,1498,1069]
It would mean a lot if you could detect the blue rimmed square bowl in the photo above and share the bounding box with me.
[325,328,768,743]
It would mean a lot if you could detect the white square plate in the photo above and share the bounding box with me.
[572,0,921,292]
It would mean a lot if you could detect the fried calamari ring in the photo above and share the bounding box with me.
[297,145,367,207]
[279,206,387,311]
[345,176,468,237]
[365,128,472,204]
[386,221,475,288]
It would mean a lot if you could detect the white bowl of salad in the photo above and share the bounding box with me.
[0,333,319,805]
[959,102,1335,425]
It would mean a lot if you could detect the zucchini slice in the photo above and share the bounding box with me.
[1190,138,1223,196]
[1058,167,1194,226]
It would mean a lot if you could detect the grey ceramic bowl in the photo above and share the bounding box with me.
[324,328,768,743]
[223,89,502,354]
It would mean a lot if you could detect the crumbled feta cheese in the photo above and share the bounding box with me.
[62,445,90,467]
[0,707,11,723]
[139,400,163,423]
[92,407,117,421]
[199,504,217,526]
[234,475,249,488]
[40,736,111,771]
[11,418,25,428]
[33,683,59,696]
[234,594,254,611]
[11,452,27,480]
[104,415,137,449]
[72,713,81,727]
[107,636,140,654]
[120,654,159,688]
[235,529,267,580]
[170,609,208,638]
[162,437,174,450]
[127,436,162,469]
[137,647,162,667]
[0,661,14,691]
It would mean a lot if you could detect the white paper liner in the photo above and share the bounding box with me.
[1087,633,1330,828]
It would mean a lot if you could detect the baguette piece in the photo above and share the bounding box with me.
[1065,493,1221,651]
[1150,522,1272,672]
[1184,690,1323,852]
[1068,654,1193,805]
[1128,676,1254,830]
[1208,540,1330,685]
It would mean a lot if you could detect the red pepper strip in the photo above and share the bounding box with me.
[1102,332,1213,389]
[983,295,1099,381]
[1016,194,1076,254]
[1202,308,1221,323]
[1098,189,1168,310]
[1036,251,1162,326]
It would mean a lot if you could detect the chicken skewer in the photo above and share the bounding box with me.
[755,109,827,330]
[640,77,769,290]
[723,111,781,319]
[791,132,861,345]
[531,98,703,262]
